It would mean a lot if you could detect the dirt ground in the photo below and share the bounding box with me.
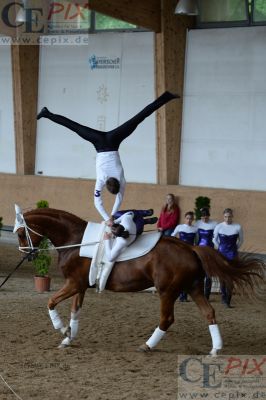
[0,241,265,400]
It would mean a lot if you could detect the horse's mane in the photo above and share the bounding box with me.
[24,207,87,227]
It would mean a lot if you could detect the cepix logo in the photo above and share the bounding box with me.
[177,355,266,399]
[0,1,90,44]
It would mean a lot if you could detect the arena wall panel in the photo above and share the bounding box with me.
[1,173,266,254]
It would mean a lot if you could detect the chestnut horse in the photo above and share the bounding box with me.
[14,207,264,354]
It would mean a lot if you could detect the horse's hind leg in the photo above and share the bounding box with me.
[188,282,223,356]
[139,293,177,352]
[59,291,85,348]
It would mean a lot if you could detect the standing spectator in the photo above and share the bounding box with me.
[213,208,244,308]
[171,211,197,302]
[157,193,180,236]
[194,207,218,300]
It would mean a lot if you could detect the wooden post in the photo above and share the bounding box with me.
[155,0,195,184]
[10,0,48,175]
[12,44,39,175]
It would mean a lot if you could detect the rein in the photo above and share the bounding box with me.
[18,230,159,252]
[16,208,158,253]
[0,249,36,289]
[19,241,100,252]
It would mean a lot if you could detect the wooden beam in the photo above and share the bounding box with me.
[155,0,195,185]
[11,45,39,175]
[89,0,161,32]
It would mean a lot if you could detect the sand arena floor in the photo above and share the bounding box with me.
[0,241,265,400]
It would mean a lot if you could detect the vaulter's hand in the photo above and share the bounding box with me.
[106,218,114,227]
[104,232,112,240]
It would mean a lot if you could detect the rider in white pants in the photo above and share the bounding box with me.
[104,211,137,262]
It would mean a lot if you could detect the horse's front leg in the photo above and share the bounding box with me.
[139,293,177,352]
[59,291,85,348]
[47,279,79,345]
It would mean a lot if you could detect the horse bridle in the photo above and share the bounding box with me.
[14,209,44,253]
[13,206,100,253]
[19,225,44,253]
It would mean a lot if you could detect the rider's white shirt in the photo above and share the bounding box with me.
[104,212,136,262]
[94,151,126,221]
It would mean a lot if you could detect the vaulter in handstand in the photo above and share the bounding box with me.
[37,91,179,224]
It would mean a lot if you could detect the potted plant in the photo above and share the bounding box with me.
[33,200,52,292]
[194,196,211,220]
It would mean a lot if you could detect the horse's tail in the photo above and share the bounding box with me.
[192,245,265,297]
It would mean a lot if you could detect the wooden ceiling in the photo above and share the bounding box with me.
[89,0,162,32]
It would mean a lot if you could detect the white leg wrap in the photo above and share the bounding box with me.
[68,310,80,339]
[60,337,72,347]
[70,319,79,339]
[48,309,64,330]
[146,327,166,349]
[209,324,223,353]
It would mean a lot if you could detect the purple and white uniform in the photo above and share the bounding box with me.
[171,224,198,245]
[213,222,243,260]
[94,151,126,221]
[194,220,217,247]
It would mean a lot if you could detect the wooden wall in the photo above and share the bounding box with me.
[1,173,266,254]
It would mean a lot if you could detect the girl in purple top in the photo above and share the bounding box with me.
[194,207,217,300]
[172,211,197,302]
[213,208,243,307]
[171,211,197,244]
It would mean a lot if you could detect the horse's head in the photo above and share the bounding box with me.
[13,204,44,255]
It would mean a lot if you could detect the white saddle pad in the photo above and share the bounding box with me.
[80,222,161,261]
[79,222,161,287]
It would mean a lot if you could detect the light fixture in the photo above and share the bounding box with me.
[16,0,38,25]
[175,0,199,16]
[16,0,28,23]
